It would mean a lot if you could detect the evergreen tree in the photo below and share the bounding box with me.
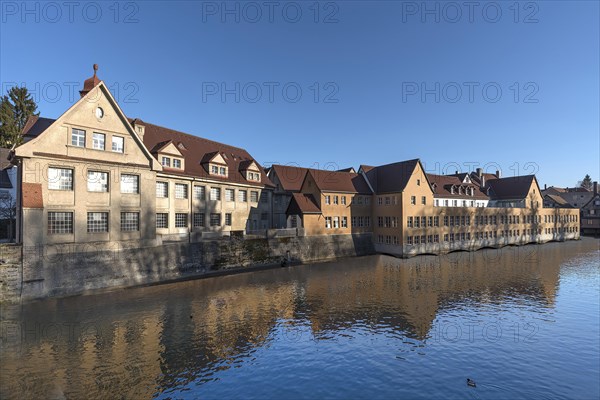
[581,174,593,191]
[0,86,38,148]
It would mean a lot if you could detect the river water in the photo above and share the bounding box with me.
[1,239,599,399]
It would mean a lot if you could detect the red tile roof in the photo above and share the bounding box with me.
[287,193,321,215]
[22,183,43,208]
[426,173,489,200]
[138,120,274,188]
[270,165,309,192]
[308,169,372,194]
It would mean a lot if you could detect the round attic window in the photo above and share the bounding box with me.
[95,107,104,119]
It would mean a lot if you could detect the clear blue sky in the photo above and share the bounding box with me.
[1,1,598,187]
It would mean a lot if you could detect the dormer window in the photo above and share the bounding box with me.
[210,164,228,176]
[247,171,261,182]
[450,186,455,194]
[162,157,171,167]
[173,159,181,169]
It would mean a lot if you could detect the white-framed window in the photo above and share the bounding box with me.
[341,196,346,205]
[210,213,221,226]
[247,171,260,181]
[121,212,139,231]
[193,213,205,227]
[194,185,206,200]
[87,212,108,233]
[156,182,168,198]
[333,216,339,228]
[48,167,73,191]
[334,196,339,205]
[112,136,124,153]
[250,191,259,203]
[175,183,188,199]
[220,166,227,175]
[210,187,221,201]
[342,216,348,228]
[325,195,331,205]
[92,132,105,150]
[385,197,391,205]
[325,217,332,228]
[162,157,171,167]
[173,159,181,169]
[239,190,248,202]
[48,212,73,234]
[87,171,109,192]
[225,213,232,226]
[410,196,416,205]
[225,188,235,202]
[175,213,188,228]
[156,213,168,229]
[71,128,85,147]
[421,196,426,205]
[365,197,370,205]
[120,174,139,194]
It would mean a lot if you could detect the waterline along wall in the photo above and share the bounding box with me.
[0,234,375,303]
[0,232,580,303]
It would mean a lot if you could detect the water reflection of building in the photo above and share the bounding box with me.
[2,241,591,399]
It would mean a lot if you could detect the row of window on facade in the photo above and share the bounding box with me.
[48,211,139,234]
[71,128,124,153]
[156,182,267,202]
[47,168,268,203]
[405,226,578,245]
[161,156,182,169]
[434,199,487,207]
[405,214,577,228]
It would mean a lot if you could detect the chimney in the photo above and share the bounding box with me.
[594,181,598,195]
[476,167,483,177]
[80,64,101,98]
[496,170,501,178]
[455,170,459,174]
[481,175,485,188]
[544,184,547,190]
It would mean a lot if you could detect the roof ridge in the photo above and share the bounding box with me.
[135,119,250,155]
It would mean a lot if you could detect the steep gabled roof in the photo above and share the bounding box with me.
[544,194,571,207]
[364,159,420,193]
[22,116,56,138]
[581,193,600,209]
[487,175,536,200]
[270,164,309,192]
[139,120,274,187]
[337,167,356,173]
[286,193,321,215]
[308,169,372,194]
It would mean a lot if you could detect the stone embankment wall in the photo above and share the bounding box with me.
[1,233,374,303]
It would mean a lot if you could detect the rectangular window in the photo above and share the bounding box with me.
[48,167,73,191]
[325,195,331,205]
[334,196,339,205]
[87,171,108,192]
[407,236,413,245]
[210,187,221,201]
[428,216,433,227]
[414,216,420,228]
[173,159,181,169]
[120,212,139,231]
[210,213,221,226]
[156,182,168,198]
[250,191,259,203]
[225,188,235,202]
[365,197,370,205]
[225,213,232,226]
[92,132,105,150]
[175,213,188,228]
[175,183,188,199]
[239,190,248,202]
[112,136,124,153]
[385,216,391,227]
[48,212,73,234]
[211,165,219,174]
[260,191,269,203]
[87,212,108,233]
[121,174,139,194]
[352,217,357,227]
[194,185,206,200]
[342,216,348,228]
[71,128,85,147]
[333,216,339,228]
[443,216,448,226]
[219,167,227,175]
[341,196,346,205]
[407,216,413,228]
[193,213,205,227]
[325,217,332,229]
[434,216,439,227]
[421,196,426,205]
[385,197,391,205]
[411,196,416,205]
[162,157,171,167]
[156,213,169,229]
